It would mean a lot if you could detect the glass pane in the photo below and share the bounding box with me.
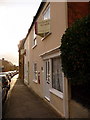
[34,63,37,80]
[52,57,63,92]
[46,61,47,81]
[34,28,36,39]
[43,6,50,20]
[46,61,50,82]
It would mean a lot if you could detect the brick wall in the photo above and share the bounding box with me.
[68,2,90,27]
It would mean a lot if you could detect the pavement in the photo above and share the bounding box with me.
[2,75,61,119]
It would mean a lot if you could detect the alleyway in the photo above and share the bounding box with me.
[2,75,61,118]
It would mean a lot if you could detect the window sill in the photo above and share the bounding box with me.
[32,44,37,49]
[33,79,38,84]
[41,32,52,41]
[49,88,63,99]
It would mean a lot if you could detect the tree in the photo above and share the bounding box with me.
[60,14,90,109]
[60,14,90,85]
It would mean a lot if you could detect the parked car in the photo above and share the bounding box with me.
[6,74,11,82]
[0,75,10,103]
[7,72,13,79]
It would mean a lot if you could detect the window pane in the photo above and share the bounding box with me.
[43,5,50,20]
[34,29,36,39]
[34,63,37,80]
[33,27,37,46]
[52,57,63,92]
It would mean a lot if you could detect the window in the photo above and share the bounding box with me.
[46,60,50,84]
[33,63,38,80]
[34,28,37,40]
[43,4,50,20]
[52,57,63,92]
[32,27,37,47]
[41,4,50,38]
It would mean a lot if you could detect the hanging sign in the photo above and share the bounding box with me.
[35,19,50,37]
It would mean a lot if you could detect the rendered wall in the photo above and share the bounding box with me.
[27,2,68,117]
[50,92,64,117]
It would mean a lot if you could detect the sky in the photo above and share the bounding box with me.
[0,0,88,66]
[0,0,42,66]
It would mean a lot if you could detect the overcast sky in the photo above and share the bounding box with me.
[0,0,42,65]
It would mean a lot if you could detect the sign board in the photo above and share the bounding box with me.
[35,19,50,37]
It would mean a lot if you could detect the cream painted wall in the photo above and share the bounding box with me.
[24,2,90,118]
[25,2,68,117]
[50,92,64,116]
[28,26,44,97]
[28,1,67,96]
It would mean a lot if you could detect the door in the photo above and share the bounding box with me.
[45,60,51,101]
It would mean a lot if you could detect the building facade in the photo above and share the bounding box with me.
[18,39,25,81]
[20,1,90,118]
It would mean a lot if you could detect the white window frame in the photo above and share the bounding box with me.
[41,4,51,38]
[51,57,63,92]
[34,27,37,40]
[43,4,50,20]
[50,57,64,99]
[46,57,64,99]
[32,27,37,48]
[33,63,38,83]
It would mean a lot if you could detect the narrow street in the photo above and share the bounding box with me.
[2,75,60,118]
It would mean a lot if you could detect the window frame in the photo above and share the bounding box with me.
[41,4,51,38]
[33,63,38,83]
[52,57,63,93]
[41,47,64,99]
[32,27,37,48]
[43,4,50,20]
